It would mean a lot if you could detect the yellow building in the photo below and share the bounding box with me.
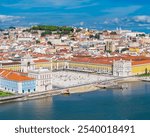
[132,63,150,75]
[68,62,112,74]
[1,56,150,76]
[129,47,140,53]
[1,62,21,72]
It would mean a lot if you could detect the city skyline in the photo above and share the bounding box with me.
[0,2,150,120]
[0,0,150,32]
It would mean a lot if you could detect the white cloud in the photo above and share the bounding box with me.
[103,6,142,17]
[103,18,120,25]
[65,2,98,9]
[103,21,109,24]
[37,0,91,7]
[138,24,150,27]
[80,22,84,26]
[102,15,150,26]
[3,0,92,8]
[0,15,22,22]
[133,15,150,23]
[112,18,120,23]
[47,0,80,6]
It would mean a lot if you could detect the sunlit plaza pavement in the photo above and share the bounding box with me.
[52,71,115,88]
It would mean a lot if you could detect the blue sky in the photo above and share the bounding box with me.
[0,0,150,32]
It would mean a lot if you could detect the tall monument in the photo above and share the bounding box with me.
[21,54,35,72]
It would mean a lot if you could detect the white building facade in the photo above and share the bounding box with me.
[113,59,132,77]
[0,69,36,94]
[28,68,52,92]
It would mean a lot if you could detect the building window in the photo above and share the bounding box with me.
[27,62,31,67]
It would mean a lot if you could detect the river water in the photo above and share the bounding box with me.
[0,82,150,120]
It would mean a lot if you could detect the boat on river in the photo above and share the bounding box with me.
[61,89,70,95]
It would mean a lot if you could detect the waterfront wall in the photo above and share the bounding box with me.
[68,84,99,94]
[0,76,141,104]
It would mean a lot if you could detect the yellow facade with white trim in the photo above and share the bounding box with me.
[1,61,150,75]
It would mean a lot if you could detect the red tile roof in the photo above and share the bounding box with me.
[132,60,150,65]
[2,62,21,66]
[34,59,49,63]
[71,57,113,65]
[70,55,150,66]
[0,69,34,82]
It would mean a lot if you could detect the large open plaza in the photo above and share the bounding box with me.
[52,71,116,88]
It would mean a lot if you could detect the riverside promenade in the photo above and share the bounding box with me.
[138,76,150,82]
[0,76,140,104]
[0,90,61,104]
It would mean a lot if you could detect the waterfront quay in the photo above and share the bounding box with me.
[0,70,115,104]
[0,69,138,104]
[0,90,61,104]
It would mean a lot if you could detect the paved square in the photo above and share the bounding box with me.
[52,71,115,88]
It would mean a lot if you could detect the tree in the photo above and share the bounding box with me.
[95,33,100,39]
[121,48,129,53]
[137,34,146,37]
[23,29,31,32]
[145,68,148,74]
[106,50,111,53]
[76,28,82,32]
[89,35,94,39]
[47,41,52,45]
[31,25,73,33]
[9,26,16,29]
[36,40,40,44]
